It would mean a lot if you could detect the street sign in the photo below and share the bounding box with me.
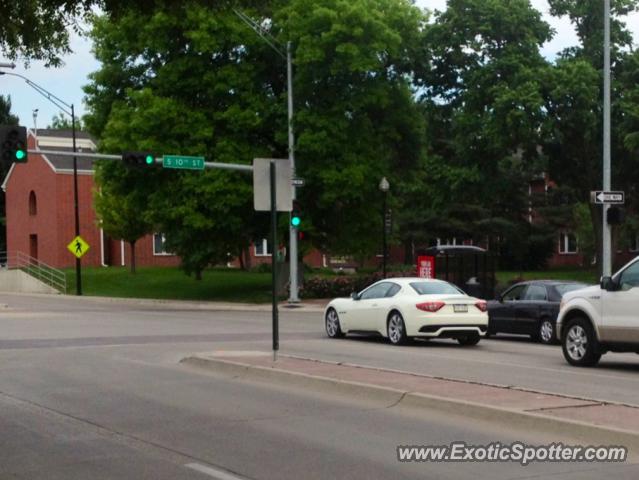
[417,256,436,279]
[163,155,205,170]
[253,158,292,212]
[67,236,90,259]
[292,178,305,187]
[591,190,625,205]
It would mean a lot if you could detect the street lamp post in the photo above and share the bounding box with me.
[0,69,82,295]
[379,177,390,278]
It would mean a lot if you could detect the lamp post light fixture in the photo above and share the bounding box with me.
[0,69,83,295]
[379,177,390,278]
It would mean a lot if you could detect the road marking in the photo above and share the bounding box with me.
[185,463,247,480]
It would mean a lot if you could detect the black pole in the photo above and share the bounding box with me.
[270,162,279,359]
[382,191,387,278]
[71,105,82,296]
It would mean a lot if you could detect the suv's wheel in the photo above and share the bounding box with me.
[562,318,601,367]
[457,333,481,346]
[325,308,345,338]
[387,311,408,345]
[536,318,555,345]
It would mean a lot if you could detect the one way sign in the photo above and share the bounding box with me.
[591,191,625,205]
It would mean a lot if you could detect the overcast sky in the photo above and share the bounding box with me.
[1,0,637,129]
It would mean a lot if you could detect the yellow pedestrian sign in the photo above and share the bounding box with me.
[67,236,90,259]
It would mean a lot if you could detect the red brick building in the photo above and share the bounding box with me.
[1,129,181,269]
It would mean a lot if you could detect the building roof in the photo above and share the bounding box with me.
[31,128,98,171]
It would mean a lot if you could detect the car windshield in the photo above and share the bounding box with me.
[554,283,587,296]
[409,281,465,295]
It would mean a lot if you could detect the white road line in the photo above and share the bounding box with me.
[185,463,247,480]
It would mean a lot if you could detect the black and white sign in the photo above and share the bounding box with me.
[591,191,625,205]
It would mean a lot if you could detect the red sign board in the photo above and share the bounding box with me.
[417,256,436,279]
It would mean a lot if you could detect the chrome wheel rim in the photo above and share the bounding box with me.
[326,310,339,337]
[388,314,403,344]
[566,325,588,360]
[540,321,553,343]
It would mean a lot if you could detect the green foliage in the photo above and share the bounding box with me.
[47,113,82,130]
[0,95,19,252]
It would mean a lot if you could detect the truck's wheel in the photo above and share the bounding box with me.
[562,317,601,367]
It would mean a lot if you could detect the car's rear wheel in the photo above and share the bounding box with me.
[325,308,345,338]
[457,333,481,346]
[562,317,601,367]
[387,312,408,345]
[536,318,555,345]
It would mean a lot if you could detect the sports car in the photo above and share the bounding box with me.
[324,277,488,345]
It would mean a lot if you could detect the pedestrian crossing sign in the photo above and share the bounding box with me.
[67,235,90,259]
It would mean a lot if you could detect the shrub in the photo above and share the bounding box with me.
[300,270,416,298]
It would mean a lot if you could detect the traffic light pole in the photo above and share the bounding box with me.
[0,70,83,294]
[287,41,300,303]
[71,105,82,295]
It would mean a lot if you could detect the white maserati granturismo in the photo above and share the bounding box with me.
[324,277,488,345]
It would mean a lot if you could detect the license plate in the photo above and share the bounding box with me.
[453,304,468,313]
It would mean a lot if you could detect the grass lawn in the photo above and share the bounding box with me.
[495,268,598,286]
[64,266,274,303]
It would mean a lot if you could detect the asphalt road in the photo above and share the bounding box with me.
[1,293,638,479]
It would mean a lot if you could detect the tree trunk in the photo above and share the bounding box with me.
[129,240,136,274]
[238,246,245,271]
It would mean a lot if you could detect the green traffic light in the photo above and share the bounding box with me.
[145,155,154,165]
[291,216,301,227]
[15,150,25,160]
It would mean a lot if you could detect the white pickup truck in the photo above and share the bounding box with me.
[557,256,639,367]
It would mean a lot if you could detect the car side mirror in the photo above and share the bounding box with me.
[350,292,360,301]
[601,276,616,291]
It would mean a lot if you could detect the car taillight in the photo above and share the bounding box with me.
[416,301,445,312]
[475,301,487,312]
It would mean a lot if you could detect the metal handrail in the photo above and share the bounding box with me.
[0,251,67,293]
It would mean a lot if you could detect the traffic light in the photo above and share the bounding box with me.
[122,151,155,168]
[0,125,28,164]
[291,200,301,228]
[607,206,626,225]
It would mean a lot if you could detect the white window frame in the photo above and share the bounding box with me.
[559,232,578,255]
[254,238,272,257]
[153,233,174,256]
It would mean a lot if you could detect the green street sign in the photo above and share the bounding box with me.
[163,155,205,170]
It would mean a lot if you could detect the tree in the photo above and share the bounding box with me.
[93,160,156,273]
[85,0,429,275]
[543,0,639,272]
[0,94,19,252]
[0,1,260,66]
[417,0,554,268]
[47,113,83,130]
[277,0,428,260]
[85,4,277,277]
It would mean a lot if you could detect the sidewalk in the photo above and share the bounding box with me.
[183,351,639,451]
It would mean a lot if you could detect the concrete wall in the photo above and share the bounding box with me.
[0,270,60,294]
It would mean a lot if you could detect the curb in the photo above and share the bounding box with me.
[182,354,639,453]
[0,291,327,313]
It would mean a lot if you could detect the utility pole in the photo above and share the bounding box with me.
[602,0,612,276]
[235,10,300,302]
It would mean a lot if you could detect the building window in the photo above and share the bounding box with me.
[254,239,271,256]
[559,232,578,254]
[630,234,639,253]
[153,233,173,256]
[29,191,37,215]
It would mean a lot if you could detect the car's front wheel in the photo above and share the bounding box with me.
[325,308,345,339]
[562,318,601,367]
[387,312,408,345]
